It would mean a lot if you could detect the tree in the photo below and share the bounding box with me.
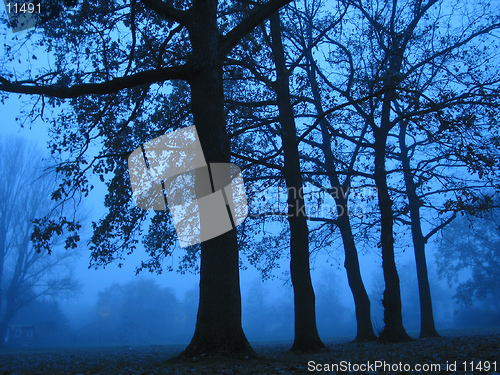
[288,0,377,341]
[436,208,500,309]
[382,0,500,337]
[221,2,370,346]
[268,12,325,351]
[292,0,499,341]
[0,0,295,357]
[282,0,413,341]
[396,117,499,337]
[221,8,337,349]
[0,136,80,345]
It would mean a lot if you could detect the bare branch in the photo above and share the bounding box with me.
[0,65,189,99]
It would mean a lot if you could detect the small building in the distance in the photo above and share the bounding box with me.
[4,325,36,346]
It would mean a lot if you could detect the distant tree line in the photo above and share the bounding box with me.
[90,279,196,345]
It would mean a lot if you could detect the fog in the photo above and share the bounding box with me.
[1,115,498,350]
[7,238,498,348]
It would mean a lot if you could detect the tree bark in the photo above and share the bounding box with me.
[399,123,440,338]
[270,12,325,352]
[180,0,254,357]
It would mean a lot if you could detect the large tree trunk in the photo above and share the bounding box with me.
[181,0,254,357]
[374,127,411,342]
[304,49,376,342]
[399,123,440,338]
[182,232,254,357]
[270,13,325,352]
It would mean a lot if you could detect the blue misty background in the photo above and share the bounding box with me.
[1,92,497,349]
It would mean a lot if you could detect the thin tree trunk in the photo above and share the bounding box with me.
[374,127,411,342]
[337,213,378,341]
[181,0,254,357]
[305,51,377,342]
[270,12,325,352]
[399,123,440,338]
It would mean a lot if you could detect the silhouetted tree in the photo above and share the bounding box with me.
[288,0,377,341]
[269,12,325,351]
[0,0,296,357]
[297,0,500,341]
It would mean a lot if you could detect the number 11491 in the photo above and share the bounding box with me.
[5,2,41,13]
[462,361,496,372]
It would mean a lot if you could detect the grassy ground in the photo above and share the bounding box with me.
[0,329,498,374]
